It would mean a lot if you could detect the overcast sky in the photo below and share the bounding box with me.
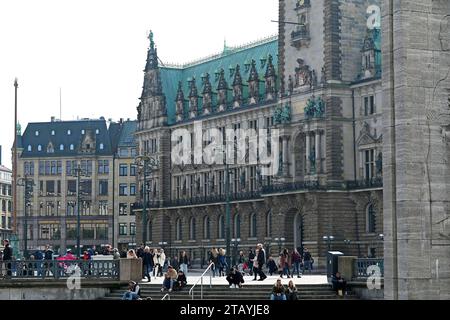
[0,0,278,168]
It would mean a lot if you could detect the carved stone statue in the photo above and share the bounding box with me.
[309,148,316,174]
[295,58,312,87]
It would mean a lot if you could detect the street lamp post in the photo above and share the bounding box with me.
[73,163,88,259]
[17,177,34,259]
[225,162,231,271]
[231,238,241,266]
[274,237,285,254]
[322,235,335,252]
[135,155,158,246]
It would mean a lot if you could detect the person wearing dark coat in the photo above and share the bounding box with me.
[173,270,187,291]
[247,249,255,276]
[266,256,278,276]
[255,244,267,281]
[226,267,245,288]
[2,239,13,276]
[142,247,154,281]
[331,272,347,295]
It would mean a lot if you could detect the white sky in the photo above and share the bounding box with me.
[0,0,278,168]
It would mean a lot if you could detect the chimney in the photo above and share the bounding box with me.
[51,116,55,122]
[120,118,123,124]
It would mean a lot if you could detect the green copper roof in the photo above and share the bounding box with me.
[160,35,278,124]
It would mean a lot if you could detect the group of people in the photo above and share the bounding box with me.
[268,247,314,278]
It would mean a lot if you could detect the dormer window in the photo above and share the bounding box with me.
[99,143,104,150]
[60,144,64,151]
[70,144,74,150]
[81,129,85,134]
[37,145,42,151]
[51,130,55,136]
[35,131,39,136]
[47,144,54,153]
[27,145,32,152]
[67,130,71,135]
[95,129,100,134]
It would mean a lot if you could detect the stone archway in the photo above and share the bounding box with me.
[294,212,304,255]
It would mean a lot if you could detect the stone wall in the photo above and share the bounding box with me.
[382,0,450,300]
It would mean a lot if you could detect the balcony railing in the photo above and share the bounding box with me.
[354,258,384,278]
[132,179,382,208]
[0,259,119,280]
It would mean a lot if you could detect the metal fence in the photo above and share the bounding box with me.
[0,259,119,280]
[354,258,384,278]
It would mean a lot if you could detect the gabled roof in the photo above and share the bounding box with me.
[159,35,278,124]
[117,120,137,148]
[20,119,112,158]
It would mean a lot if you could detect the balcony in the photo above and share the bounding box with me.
[346,177,382,190]
[291,25,310,49]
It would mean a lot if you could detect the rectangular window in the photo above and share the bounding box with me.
[99,201,108,215]
[67,180,76,195]
[119,148,128,157]
[119,164,128,176]
[45,161,50,175]
[66,223,77,240]
[98,160,109,174]
[80,180,92,196]
[119,223,127,235]
[81,223,95,240]
[119,184,127,196]
[99,180,108,196]
[119,203,128,215]
[130,223,136,236]
[39,161,45,175]
[364,96,375,116]
[364,149,375,180]
[57,161,62,175]
[66,201,76,216]
[370,95,375,114]
[46,181,55,195]
[130,165,137,176]
[57,181,61,195]
[131,148,137,157]
[81,201,91,215]
[96,224,108,240]
[130,184,136,196]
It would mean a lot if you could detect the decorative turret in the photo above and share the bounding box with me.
[264,54,277,100]
[358,28,381,80]
[201,73,213,115]
[232,64,243,108]
[175,81,185,122]
[188,77,198,118]
[247,59,259,104]
[138,31,167,130]
[216,69,228,112]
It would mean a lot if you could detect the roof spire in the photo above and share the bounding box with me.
[145,30,158,71]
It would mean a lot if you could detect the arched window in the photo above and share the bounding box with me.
[148,221,152,241]
[203,216,210,239]
[176,218,182,241]
[60,144,64,151]
[70,144,74,150]
[37,145,42,152]
[218,215,225,239]
[366,204,376,233]
[266,210,272,237]
[27,145,32,152]
[189,217,196,240]
[99,143,104,150]
[250,213,257,238]
[234,214,241,239]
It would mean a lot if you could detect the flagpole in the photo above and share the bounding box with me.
[13,78,18,234]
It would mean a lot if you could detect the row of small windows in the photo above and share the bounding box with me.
[175,212,269,241]
[24,160,110,176]
[27,143,104,152]
[34,129,100,137]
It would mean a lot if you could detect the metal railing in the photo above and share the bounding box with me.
[354,258,384,278]
[189,262,214,300]
[0,259,119,280]
[161,293,170,300]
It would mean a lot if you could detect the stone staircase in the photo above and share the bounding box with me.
[101,283,358,300]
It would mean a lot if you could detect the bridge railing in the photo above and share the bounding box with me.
[0,259,120,280]
[353,258,384,278]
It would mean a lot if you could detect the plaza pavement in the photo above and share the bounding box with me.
[139,271,328,286]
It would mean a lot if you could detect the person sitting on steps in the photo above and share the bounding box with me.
[270,279,287,301]
[226,267,245,288]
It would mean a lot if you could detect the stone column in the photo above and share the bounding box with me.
[315,131,321,174]
[305,133,310,174]
[282,137,289,177]
[383,0,450,300]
